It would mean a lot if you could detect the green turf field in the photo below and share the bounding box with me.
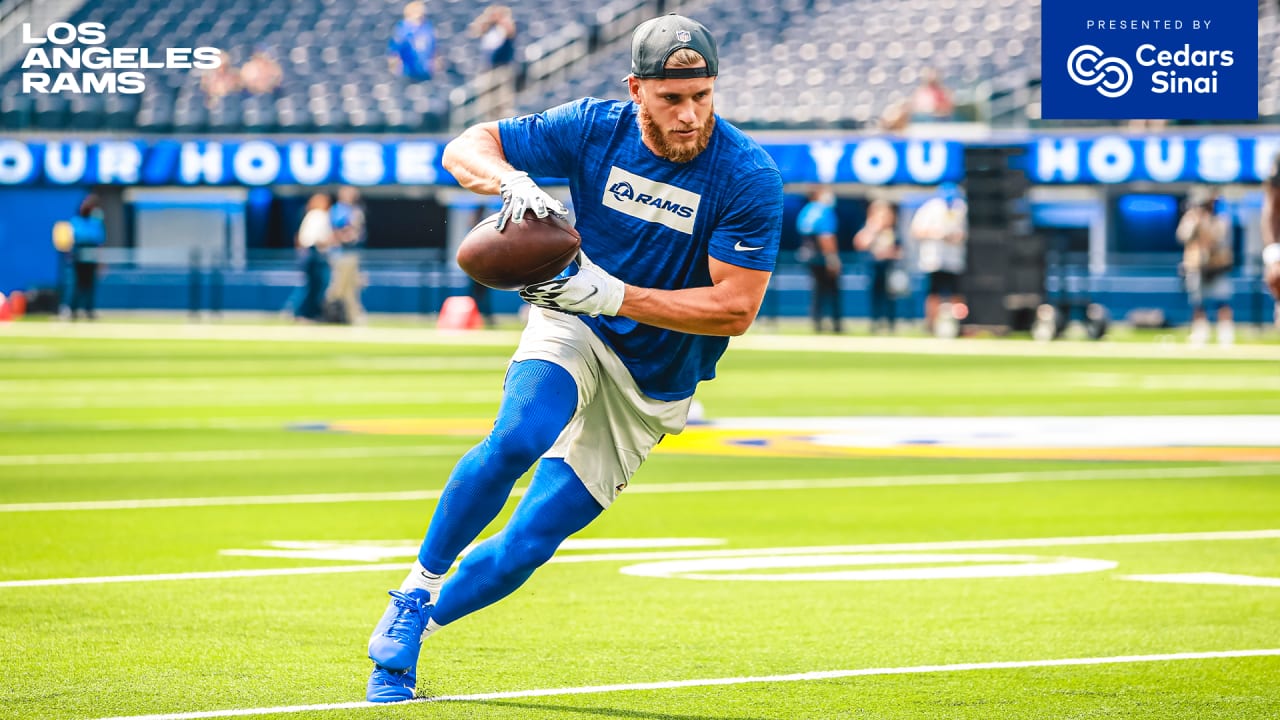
[1,323,1278,719]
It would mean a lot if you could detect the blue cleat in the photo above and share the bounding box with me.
[366,663,416,703]
[368,589,433,671]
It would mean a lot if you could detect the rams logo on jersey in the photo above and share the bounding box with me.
[608,181,635,202]
[602,167,701,234]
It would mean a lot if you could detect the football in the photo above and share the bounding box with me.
[457,212,582,291]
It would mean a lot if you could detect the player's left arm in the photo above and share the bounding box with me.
[617,260,770,337]
[620,169,781,335]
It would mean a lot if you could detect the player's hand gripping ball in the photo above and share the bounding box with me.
[496,170,567,231]
[519,250,625,317]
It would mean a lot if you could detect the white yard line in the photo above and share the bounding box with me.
[88,648,1280,720]
[6,321,1280,360]
[0,391,498,409]
[0,445,466,467]
[1122,572,1280,588]
[0,564,410,588]
[3,529,1278,589]
[0,491,449,513]
[3,462,1275,513]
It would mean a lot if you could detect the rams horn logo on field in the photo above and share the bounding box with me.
[609,181,635,202]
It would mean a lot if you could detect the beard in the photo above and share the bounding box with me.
[638,103,715,163]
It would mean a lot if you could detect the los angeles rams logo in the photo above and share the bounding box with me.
[609,181,635,203]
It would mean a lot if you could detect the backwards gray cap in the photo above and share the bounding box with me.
[630,14,718,79]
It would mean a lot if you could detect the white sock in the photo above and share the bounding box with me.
[1189,319,1210,345]
[422,619,443,641]
[1217,320,1235,346]
[399,559,445,599]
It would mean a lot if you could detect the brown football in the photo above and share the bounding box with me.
[457,212,581,291]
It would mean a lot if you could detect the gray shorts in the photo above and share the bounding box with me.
[512,308,692,508]
[1186,271,1232,309]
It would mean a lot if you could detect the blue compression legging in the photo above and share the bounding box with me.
[416,359,604,626]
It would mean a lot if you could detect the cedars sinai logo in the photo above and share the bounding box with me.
[1040,0,1255,121]
[1067,45,1134,97]
[1067,42,1234,100]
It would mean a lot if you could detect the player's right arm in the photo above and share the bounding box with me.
[443,122,567,229]
[442,122,514,195]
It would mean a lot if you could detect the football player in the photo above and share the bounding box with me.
[364,13,784,702]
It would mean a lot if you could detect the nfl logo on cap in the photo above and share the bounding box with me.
[676,30,690,41]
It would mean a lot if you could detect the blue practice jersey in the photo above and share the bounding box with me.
[499,98,784,400]
[796,200,837,237]
[388,19,435,80]
[69,215,105,247]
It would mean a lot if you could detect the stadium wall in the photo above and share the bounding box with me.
[1,131,1277,325]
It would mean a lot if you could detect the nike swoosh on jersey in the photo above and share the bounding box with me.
[734,241,765,251]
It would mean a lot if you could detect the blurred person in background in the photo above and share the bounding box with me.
[1177,187,1234,347]
[294,193,333,322]
[200,51,240,109]
[240,46,283,96]
[910,67,954,122]
[796,187,842,333]
[388,1,437,82]
[855,199,904,334]
[879,100,910,133]
[67,194,106,321]
[910,181,967,332]
[469,5,517,69]
[327,186,367,325]
[469,5,518,118]
[1263,154,1280,328]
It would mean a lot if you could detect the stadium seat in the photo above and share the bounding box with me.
[4,0,1273,130]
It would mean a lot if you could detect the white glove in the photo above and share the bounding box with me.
[497,170,567,231]
[519,250,625,317]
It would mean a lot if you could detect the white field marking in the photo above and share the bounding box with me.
[332,355,509,371]
[219,538,727,563]
[1075,373,1280,392]
[617,553,1118,582]
[4,462,1278,513]
[1122,572,1280,588]
[553,537,727,550]
[0,563,411,588]
[0,356,506,383]
[8,321,1280,361]
[4,529,1278,589]
[525,529,1280,566]
[700,415,1280,449]
[0,445,468,468]
[87,648,1280,720]
[0,492,449,514]
[0,390,498,409]
[733,333,1280,361]
[0,321,525,347]
[0,344,60,359]
[621,463,1280,492]
[0,418,298,432]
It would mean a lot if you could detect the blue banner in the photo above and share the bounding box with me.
[0,135,1276,187]
[1040,0,1258,120]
